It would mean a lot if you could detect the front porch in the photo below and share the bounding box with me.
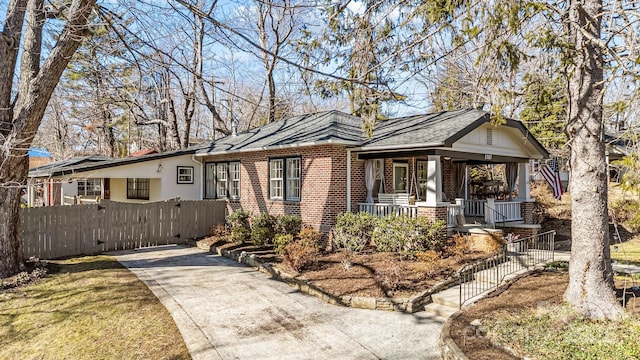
[347,119,546,237]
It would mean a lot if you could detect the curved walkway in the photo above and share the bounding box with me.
[112,245,443,360]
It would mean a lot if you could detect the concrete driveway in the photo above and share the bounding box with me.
[112,245,443,360]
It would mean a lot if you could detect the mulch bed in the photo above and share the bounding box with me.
[195,236,488,299]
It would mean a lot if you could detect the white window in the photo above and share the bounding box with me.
[229,162,241,199]
[216,163,228,198]
[77,179,101,196]
[269,159,283,199]
[177,166,194,184]
[205,163,216,199]
[286,158,301,200]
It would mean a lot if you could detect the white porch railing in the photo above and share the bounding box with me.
[462,199,522,223]
[464,199,486,217]
[493,201,522,222]
[483,200,522,224]
[357,203,418,218]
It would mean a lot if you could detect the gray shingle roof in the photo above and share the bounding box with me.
[29,155,114,177]
[197,110,364,155]
[196,108,500,155]
[28,145,208,178]
[362,108,489,149]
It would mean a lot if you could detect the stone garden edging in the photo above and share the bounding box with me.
[439,311,469,360]
[206,242,460,313]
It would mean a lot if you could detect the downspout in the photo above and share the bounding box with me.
[346,149,351,213]
[191,155,204,200]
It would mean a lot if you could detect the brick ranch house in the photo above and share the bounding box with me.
[195,108,549,238]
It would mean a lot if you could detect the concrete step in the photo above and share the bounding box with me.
[423,302,457,320]
[431,286,461,308]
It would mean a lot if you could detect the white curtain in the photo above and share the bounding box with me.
[365,160,375,203]
[505,162,518,200]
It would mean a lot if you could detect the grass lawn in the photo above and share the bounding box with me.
[611,235,640,267]
[0,256,190,360]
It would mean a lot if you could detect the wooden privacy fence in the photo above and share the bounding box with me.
[20,200,227,260]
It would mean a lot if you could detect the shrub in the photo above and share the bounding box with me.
[283,238,318,272]
[274,234,294,255]
[275,215,302,236]
[209,224,230,241]
[442,233,472,259]
[251,212,277,246]
[333,212,378,253]
[298,226,322,247]
[371,215,447,256]
[610,199,640,233]
[227,210,251,243]
[375,259,403,292]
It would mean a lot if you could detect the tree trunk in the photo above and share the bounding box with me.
[0,0,95,277]
[0,157,27,276]
[563,0,624,320]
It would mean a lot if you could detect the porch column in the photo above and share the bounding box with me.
[517,162,531,200]
[425,155,442,206]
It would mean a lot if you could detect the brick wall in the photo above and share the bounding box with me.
[350,153,366,212]
[442,158,456,201]
[501,226,539,238]
[520,201,536,224]
[416,205,449,238]
[201,144,348,235]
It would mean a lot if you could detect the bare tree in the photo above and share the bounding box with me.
[0,0,96,277]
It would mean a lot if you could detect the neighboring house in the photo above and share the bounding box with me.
[28,150,203,206]
[194,109,549,237]
[530,131,633,188]
[27,155,113,206]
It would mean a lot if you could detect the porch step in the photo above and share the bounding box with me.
[423,302,457,321]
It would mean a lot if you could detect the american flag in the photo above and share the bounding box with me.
[540,156,563,200]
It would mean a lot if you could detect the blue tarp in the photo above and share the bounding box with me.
[28,148,52,158]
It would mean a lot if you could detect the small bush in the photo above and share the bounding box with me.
[251,212,277,246]
[209,224,230,241]
[227,210,251,243]
[443,233,472,258]
[371,215,447,256]
[274,234,294,255]
[610,199,640,233]
[333,212,378,253]
[275,215,302,236]
[298,226,322,247]
[375,259,403,292]
[283,239,319,272]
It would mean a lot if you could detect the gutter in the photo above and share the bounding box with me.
[349,142,444,153]
[194,139,363,157]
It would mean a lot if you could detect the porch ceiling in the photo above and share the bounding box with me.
[356,148,532,163]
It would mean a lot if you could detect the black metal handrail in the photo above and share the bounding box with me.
[458,230,556,308]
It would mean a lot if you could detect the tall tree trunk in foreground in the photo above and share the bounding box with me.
[0,0,96,277]
[563,0,624,320]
